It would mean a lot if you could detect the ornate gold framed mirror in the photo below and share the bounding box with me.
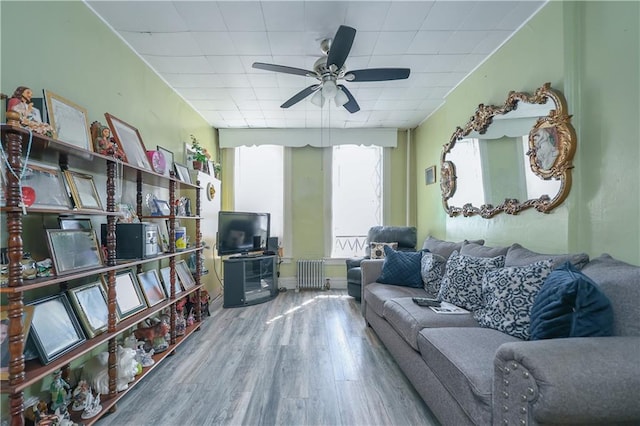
[440,82,576,218]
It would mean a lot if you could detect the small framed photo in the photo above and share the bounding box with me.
[63,170,103,210]
[174,163,192,184]
[21,160,71,209]
[425,165,437,185]
[153,199,171,216]
[46,229,103,275]
[58,217,93,230]
[104,113,152,171]
[108,270,147,320]
[137,270,166,307]
[67,280,112,338]
[160,266,184,297]
[1,306,35,380]
[27,294,86,365]
[157,146,174,179]
[44,90,93,151]
[175,260,196,291]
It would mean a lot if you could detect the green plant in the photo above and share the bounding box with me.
[190,135,208,162]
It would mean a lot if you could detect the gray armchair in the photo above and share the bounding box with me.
[345,226,417,300]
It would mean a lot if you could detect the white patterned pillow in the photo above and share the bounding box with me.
[474,260,553,340]
[421,252,447,294]
[370,241,398,259]
[437,251,505,311]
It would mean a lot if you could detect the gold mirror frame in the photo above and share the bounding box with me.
[440,82,576,218]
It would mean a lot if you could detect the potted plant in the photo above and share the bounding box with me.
[190,134,208,171]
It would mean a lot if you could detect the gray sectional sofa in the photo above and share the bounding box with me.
[361,238,640,425]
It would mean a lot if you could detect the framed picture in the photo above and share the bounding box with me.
[151,220,170,253]
[153,199,171,216]
[175,260,196,291]
[46,229,103,275]
[173,163,192,184]
[1,306,35,380]
[44,90,93,151]
[156,146,174,179]
[58,217,93,230]
[425,165,437,185]
[160,265,184,297]
[108,270,147,320]
[104,113,152,171]
[137,270,166,307]
[27,294,86,365]
[63,170,103,210]
[20,160,71,209]
[67,280,111,338]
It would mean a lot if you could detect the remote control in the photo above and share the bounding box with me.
[412,297,441,307]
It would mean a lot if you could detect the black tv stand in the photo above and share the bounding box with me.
[223,254,278,308]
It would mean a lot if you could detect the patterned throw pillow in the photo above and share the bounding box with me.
[474,259,553,340]
[437,251,505,311]
[377,245,423,288]
[370,241,398,259]
[421,252,447,294]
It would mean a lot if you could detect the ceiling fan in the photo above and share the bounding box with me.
[252,25,411,113]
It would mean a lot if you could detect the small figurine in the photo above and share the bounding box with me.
[6,86,54,136]
[134,319,169,353]
[71,380,90,411]
[81,391,101,420]
[135,342,155,368]
[50,369,71,411]
[90,121,126,160]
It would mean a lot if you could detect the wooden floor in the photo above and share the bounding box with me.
[97,289,440,426]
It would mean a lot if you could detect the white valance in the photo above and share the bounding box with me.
[219,128,398,148]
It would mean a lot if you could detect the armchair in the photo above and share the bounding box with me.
[345,226,417,300]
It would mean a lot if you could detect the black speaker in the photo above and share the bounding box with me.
[267,237,279,253]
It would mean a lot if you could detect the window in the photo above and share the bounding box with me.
[233,145,284,246]
[331,145,383,258]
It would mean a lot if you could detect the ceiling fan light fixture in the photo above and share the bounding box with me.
[310,90,325,107]
[335,88,349,107]
[322,80,338,99]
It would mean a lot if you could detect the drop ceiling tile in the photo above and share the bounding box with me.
[163,73,220,88]
[443,31,488,54]
[350,31,379,56]
[262,2,305,31]
[254,88,283,100]
[423,55,467,73]
[191,32,236,55]
[235,99,263,110]
[206,55,246,74]
[382,2,435,31]
[407,31,451,55]
[229,32,271,55]
[268,32,308,56]
[345,2,391,31]
[218,2,265,31]
[173,2,226,31]
[473,31,513,55]
[421,2,471,31]
[229,88,258,101]
[143,55,213,74]
[87,1,186,32]
[303,2,349,32]
[374,32,417,55]
[224,119,249,127]
[180,88,231,100]
[248,74,279,88]
[190,100,237,110]
[120,32,201,56]
[242,56,275,73]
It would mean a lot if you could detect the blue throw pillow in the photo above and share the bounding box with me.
[377,245,423,288]
[529,261,614,340]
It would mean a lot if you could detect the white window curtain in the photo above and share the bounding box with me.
[233,145,284,245]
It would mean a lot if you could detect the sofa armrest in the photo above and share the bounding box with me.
[360,259,385,316]
[346,256,366,270]
[493,336,640,425]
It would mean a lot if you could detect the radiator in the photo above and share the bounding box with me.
[296,259,327,291]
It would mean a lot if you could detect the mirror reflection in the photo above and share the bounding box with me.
[441,83,576,218]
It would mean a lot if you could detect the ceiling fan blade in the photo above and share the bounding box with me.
[252,62,315,77]
[327,25,356,70]
[338,85,360,113]
[347,68,411,82]
[281,85,321,108]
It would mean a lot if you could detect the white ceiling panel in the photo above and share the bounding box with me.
[86,0,545,129]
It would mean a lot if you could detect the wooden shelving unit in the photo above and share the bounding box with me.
[0,114,205,426]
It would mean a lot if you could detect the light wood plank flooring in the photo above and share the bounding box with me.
[97,289,440,426]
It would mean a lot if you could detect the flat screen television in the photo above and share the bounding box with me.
[217,211,270,256]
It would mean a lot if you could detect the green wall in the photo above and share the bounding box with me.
[413,1,639,265]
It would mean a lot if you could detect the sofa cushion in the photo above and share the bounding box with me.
[367,226,417,256]
[437,252,505,311]
[377,245,423,288]
[382,297,479,350]
[363,283,429,318]
[460,242,510,258]
[505,243,589,269]
[529,261,614,340]
[474,260,553,340]
[420,252,447,294]
[369,241,398,259]
[580,254,640,337]
[421,236,485,260]
[417,327,520,425]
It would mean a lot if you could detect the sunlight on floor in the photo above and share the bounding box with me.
[265,293,351,324]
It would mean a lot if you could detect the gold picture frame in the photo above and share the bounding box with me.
[44,90,93,151]
[63,170,103,210]
[104,113,152,171]
[67,280,112,338]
